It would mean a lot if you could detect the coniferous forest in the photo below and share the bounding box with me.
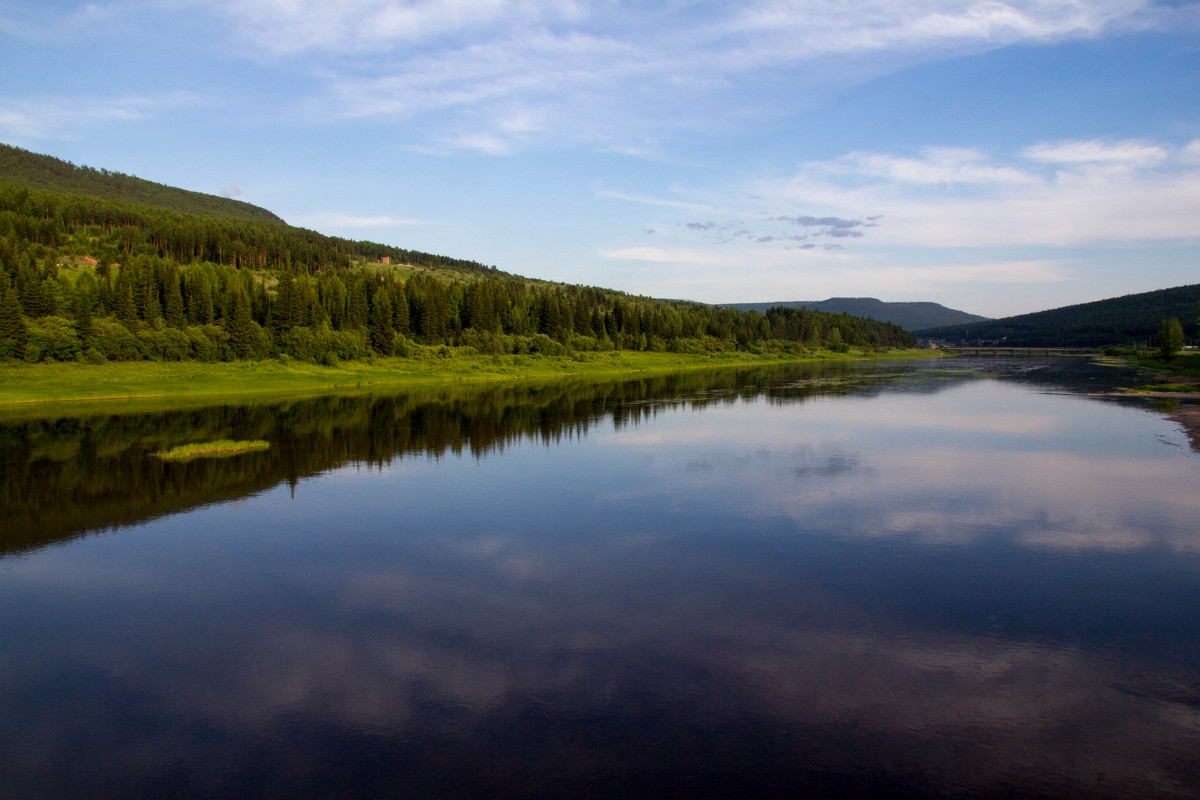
[0,146,915,365]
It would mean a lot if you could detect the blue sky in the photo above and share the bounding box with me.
[2,1,1198,317]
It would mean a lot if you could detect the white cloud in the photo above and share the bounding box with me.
[723,0,1160,63]
[1023,139,1169,167]
[819,147,1038,185]
[297,212,426,228]
[759,139,1200,247]
[800,140,1185,189]
[599,137,1200,254]
[219,0,586,54]
[1183,139,1200,165]
[592,136,1197,307]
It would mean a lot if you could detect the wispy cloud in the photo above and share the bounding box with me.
[1023,139,1168,167]
[218,0,588,55]
[600,245,802,269]
[9,2,1195,157]
[815,147,1038,186]
[208,1,1186,153]
[593,186,709,210]
[297,212,427,228]
[0,92,204,139]
[845,260,1074,288]
[722,0,1169,61]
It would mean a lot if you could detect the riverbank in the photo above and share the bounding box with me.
[1093,351,1200,396]
[0,347,940,408]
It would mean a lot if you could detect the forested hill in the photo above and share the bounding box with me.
[917,284,1200,347]
[0,143,285,224]
[723,298,987,331]
[0,161,914,365]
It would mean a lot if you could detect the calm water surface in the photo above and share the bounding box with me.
[2,359,1199,798]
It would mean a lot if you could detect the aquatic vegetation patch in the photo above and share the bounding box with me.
[153,440,270,461]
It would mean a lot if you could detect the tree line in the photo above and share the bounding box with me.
[0,182,914,364]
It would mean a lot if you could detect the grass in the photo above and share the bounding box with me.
[152,440,270,461]
[0,348,941,411]
[1121,384,1197,394]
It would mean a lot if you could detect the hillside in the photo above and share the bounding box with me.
[0,143,286,224]
[0,143,504,279]
[722,298,987,331]
[0,147,915,366]
[918,285,1200,347]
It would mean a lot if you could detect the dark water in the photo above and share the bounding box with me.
[2,359,1199,798]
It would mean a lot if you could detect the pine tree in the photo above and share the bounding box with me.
[252,280,270,326]
[164,273,185,328]
[141,284,162,325]
[73,288,94,350]
[389,280,409,336]
[115,280,137,323]
[348,274,370,330]
[369,285,394,354]
[227,287,256,359]
[187,272,215,325]
[0,278,29,360]
[321,274,347,329]
[16,256,50,317]
[273,270,300,332]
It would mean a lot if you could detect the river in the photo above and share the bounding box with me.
[1,358,1198,798]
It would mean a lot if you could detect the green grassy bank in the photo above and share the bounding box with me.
[153,440,271,461]
[0,348,940,409]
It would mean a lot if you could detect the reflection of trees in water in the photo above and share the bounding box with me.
[1,362,927,554]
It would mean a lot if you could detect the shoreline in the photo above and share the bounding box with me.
[0,348,943,412]
[1091,391,1200,399]
[1169,406,1200,452]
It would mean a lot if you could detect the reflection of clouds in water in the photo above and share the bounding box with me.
[815,450,1200,553]
[871,409,1063,434]
[607,384,1200,555]
[12,535,1198,796]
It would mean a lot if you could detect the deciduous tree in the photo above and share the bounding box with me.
[1158,317,1184,359]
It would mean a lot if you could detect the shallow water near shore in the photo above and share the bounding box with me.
[2,358,1199,798]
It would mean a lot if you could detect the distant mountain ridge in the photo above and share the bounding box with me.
[721,298,988,331]
[917,284,1200,347]
[0,143,285,224]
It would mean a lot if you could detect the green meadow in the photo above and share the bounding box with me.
[0,348,939,411]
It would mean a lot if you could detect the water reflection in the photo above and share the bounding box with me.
[2,359,1199,798]
[0,362,914,554]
